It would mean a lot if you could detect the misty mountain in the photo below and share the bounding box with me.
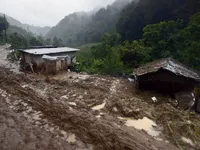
[46,11,92,46]
[0,13,51,36]
[7,25,33,38]
[46,0,133,47]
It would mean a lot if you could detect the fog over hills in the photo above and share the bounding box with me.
[0,13,51,36]
[46,0,133,46]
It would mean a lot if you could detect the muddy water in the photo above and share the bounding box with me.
[119,117,160,137]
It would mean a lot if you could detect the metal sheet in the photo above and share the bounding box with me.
[21,47,80,55]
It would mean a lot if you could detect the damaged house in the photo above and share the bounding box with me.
[19,47,80,74]
[134,58,200,111]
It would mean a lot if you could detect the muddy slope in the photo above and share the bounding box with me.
[0,67,178,150]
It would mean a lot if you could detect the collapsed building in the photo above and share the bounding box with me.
[134,58,200,112]
[19,47,80,74]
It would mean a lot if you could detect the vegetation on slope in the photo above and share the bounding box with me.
[116,0,200,41]
[77,13,200,75]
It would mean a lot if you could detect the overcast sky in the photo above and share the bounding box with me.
[0,0,115,27]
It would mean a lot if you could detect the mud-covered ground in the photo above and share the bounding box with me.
[0,46,200,150]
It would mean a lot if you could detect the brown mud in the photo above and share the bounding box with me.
[0,65,200,149]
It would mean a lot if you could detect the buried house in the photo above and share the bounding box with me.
[19,47,80,74]
[134,58,200,110]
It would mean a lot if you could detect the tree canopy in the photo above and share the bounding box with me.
[116,0,200,41]
[77,13,200,75]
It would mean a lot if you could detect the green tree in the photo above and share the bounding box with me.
[0,15,9,44]
[139,13,200,70]
[53,36,63,47]
[53,36,58,46]
[102,47,124,75]
[119,40,152,68]
[142,19,184,59]
[30,37,43,46]
[37,35,45,45]
[9,32,28,49]
[78,30,126,75]
[45,38,52,45]
[92,30,121,59]
[116,0,200,41]
[178,13,200,69]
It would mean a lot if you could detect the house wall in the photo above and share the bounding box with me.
[138,69,196,94]
[56,60,62,72]
[23,51,77,73]
[46,61,56,74]
[49,52,76,57]
[24,53,44,66]
[50,52,77,66]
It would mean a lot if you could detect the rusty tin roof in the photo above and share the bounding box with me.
[134,58,200,80]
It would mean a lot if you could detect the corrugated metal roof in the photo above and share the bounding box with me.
[21,47,80,55]
[134,58,200,80]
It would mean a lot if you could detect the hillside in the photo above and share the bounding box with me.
[7,25,33,38]
[46,0,133,47]
[46,11,92,47]
[0,13,51,36]
[116,0,200,41]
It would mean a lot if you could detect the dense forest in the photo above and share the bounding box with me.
[116,0,200,41]
[76,0,200,75]
[46,0,200,47]
[77,13,200,75]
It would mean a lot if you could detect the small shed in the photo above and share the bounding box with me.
[19,47,80,73]
[134,58,200,95]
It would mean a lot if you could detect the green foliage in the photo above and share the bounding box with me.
[45,38,52,45]
[101,30,121,47]
[9,32,28,49]
[76,43,100,72]
[77,31,127,75]
[5,25,48,49]
[102,47,125,75]
[7,50,21,62]
[78,13,200,76]
[177,13,200,69]
[0,15,9,44]
[116,0,200,41]
[119,40,152,68]
[142,19,184,59]
[0,15,9,31]
[53,36,63,47]
[140,13,200,70]
[30,36,43,46]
